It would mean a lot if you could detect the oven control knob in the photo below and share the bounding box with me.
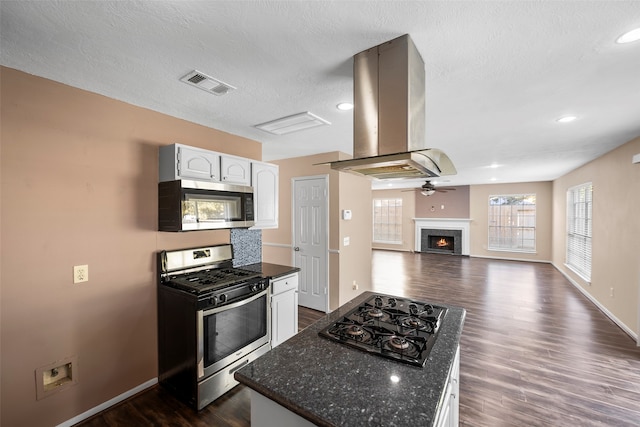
[219,294,227,303]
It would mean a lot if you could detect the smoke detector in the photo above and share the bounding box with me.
[180,70,236,96]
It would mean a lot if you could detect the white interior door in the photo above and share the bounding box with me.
[292,176,328,312]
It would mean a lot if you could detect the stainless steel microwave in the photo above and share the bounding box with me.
[158,180,254,231]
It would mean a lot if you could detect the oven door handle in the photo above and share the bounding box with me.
[201,287,268,316]
[197,288,269,379]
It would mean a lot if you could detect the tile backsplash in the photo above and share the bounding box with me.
[230,228,262,267]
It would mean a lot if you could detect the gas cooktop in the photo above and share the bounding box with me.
[164,266,262,294]
[318,293,447,367]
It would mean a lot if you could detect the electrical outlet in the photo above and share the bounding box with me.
[352,280,358,290]
[73,265,89,283]
[610,287,614,297]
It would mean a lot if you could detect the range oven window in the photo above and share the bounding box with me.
[182,193,242,223]
[203,294,267,367]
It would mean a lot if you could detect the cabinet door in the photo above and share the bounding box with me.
[251,162,279,229]
[271,288,298,348]
[177,146,220,181]
[221,155,251,185]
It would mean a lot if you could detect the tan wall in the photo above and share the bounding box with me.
[469,181,553,262]
[552,136,640,336]
[415,185,470,219]
[371,189,416,252]
[0,67,262,426]
[263,154,372,310]
[337,171,373,306]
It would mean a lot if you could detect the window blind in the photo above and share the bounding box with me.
[566,183,593,281]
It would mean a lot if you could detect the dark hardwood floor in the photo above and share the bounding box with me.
[76,251,640,426]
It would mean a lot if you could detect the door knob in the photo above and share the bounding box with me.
[294,247,300,251]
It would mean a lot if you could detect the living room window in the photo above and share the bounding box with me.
[566,183,593,282]
[373,198,402,244]
[488,194,536,252]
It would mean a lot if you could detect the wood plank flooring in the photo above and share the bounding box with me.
[76,251,640,426]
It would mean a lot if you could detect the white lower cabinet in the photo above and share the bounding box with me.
[270,273,298,348]
[435,345,460,427]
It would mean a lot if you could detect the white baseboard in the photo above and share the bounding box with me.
[471,254,551,263]
[552,263,638,344]
[57,378,158,427]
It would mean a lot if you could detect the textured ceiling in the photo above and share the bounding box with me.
[2,1,639,189]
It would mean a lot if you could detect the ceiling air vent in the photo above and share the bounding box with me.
[180,70,236,96]
[255,112,331,135]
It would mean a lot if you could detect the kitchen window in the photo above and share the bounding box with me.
[566,183,593,282]
[373,198,402,244]
[488,194,536,252]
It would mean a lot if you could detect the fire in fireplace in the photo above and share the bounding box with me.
[428,235,454,253]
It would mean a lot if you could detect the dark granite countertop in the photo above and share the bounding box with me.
[235,291,466,427]
[241,262,300,280]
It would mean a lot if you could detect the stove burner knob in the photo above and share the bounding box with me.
[374,296,383,307]
[423,304,434,314]
[219,294,227,303]
[209,296,218,306]
[388,297,396,307]
[409,303,419,315]
[250,284,258,292]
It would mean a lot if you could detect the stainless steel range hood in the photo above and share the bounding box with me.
[330,34,456,179]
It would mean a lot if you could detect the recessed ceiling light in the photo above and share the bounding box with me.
[616,27,640,44]
[336,102,354,111]
[556,115,577,123]
[489,163,501,169]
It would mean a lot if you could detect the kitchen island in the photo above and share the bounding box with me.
[235,291,466,427]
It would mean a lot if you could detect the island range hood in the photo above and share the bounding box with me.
[330,34,456,180]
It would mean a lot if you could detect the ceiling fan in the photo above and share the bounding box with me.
[402,180,457,196]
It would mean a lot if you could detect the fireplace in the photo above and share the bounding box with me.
[414,219,471,255]
[420,229,462,255]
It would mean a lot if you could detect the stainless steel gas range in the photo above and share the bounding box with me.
[157,244,270,410]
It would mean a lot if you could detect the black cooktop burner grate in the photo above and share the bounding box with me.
[318,294,447,367]
[163,267,261,294]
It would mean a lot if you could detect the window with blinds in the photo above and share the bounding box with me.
[566,183,593,282]
[373,199,402,244]
[488,194,536,252]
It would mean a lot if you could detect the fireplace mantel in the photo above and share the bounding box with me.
[414,218,471,255]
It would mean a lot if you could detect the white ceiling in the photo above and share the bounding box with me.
[2,1,639,189]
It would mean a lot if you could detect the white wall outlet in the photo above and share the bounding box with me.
[352,280,358,290]
[73,265,89,283]
[610,287,614,297]
[632,153,640,164]
[343,237,350,246]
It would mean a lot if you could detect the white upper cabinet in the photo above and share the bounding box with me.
[220,155,251,185]
[251,161,279,229]
[159,144,220,182]
[159,143,279,229]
